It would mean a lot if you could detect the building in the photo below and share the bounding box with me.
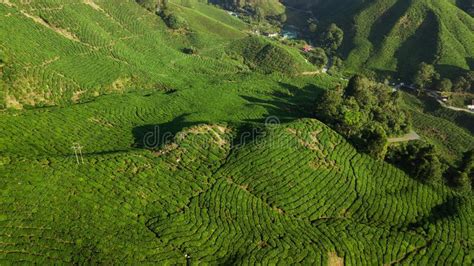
[468,100,474,111]
[265,32,279,38]
[302,44,313,53]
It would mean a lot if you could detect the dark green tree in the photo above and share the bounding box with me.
[329,56,343,72]
[136,0,164,11]
[453,71,474,92]
[412,62,439,92]
[307,18,318,33]
[321,23,343,53]
[435,78,453,92]
[359,125,388,160]
[452,149,474,190]
[160,9,188,30]
[315,85,343,123]
[387,142,443,183]
[307,48,328,69]
[254,7,265,21]
[345,75,376,106]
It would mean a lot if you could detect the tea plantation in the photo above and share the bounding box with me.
[0,0,473,264]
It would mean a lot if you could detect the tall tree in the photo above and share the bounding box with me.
[413,62,439,92]
[321,23,343,53]
[308,48,328,69]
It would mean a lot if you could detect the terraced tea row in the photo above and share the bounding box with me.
[147,119,473,264]
[0,0,258,108]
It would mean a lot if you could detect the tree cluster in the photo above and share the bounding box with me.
[210,0,285,23]
[136,0,166,11]
[451,71,474,93]
[299,22,343,70]
[315,75,411,159]
[386,142,444,183]
[450,149,474,191]
[320,23,344,54]
[388,144,474,188]
[303,20,344,54]
[136,0,187,30]
[306,47,328,69]
[159,7,188,30]
[412,62,474,93]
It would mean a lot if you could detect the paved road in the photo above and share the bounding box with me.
[427,91,474,114]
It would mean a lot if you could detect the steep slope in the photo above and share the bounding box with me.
[0,0,247,108]
[285,0,474,78]
[0,0,315,109]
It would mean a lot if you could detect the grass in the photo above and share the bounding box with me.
[0,0,473,264]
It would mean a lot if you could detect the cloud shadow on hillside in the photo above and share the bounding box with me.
[132,114,203,149]
[408,196,465,230]
[240,82,326,124]
[132,82,327,150]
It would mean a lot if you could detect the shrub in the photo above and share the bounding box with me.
[182,46,198,55]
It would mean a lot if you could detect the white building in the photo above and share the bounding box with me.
[467,100,474,110]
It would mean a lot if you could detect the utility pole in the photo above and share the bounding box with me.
[72,142,84,164]
[76,143,84,164]
[72,144,79,164]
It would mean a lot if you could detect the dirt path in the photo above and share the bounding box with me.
[301,71,321,76]
[388,130,421,143]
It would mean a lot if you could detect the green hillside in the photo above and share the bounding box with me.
[286,0,474,78]
[0,0,305,109]
[1,0,473,264]
[2,93,472,263]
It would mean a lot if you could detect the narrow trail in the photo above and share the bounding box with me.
[388,131,421,143]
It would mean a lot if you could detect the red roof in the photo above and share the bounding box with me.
[302,45,313,52]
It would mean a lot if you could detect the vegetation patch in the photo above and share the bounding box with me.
[228,36,303,75]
